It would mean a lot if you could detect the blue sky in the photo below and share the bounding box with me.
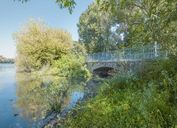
[0,0,93,58]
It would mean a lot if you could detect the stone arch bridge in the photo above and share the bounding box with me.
[86,43,167,77]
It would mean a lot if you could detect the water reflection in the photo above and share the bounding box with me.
[16,73,85,124]
[0,64,30,128]
[0,64,86,127]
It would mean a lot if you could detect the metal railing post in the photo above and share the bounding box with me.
[154,41,158,57]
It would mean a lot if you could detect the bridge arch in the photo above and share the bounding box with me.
[93,67,115,77]
[87,62,118,72]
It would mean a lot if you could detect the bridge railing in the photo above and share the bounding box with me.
[86,43,167,62]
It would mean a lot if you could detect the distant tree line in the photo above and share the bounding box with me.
[0,55,14,63]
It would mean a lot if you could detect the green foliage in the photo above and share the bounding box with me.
[65,56,177,128]
[78,2,121,53]
[78,0,177,53]
[15,20,91,120]
[97,0,177,53]
[15,0,76,13]
[14,20,73,71]
[51,53,90,79]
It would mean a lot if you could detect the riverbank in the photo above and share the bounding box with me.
[63,57,177,128]
[37,77,104,128]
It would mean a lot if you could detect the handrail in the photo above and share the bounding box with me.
[86,43,167,62]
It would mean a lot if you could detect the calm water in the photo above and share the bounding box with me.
[0,64,30,128]
[0,64,84,128]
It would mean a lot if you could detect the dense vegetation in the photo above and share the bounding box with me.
[14,0,177,127]
[78,2,121,53]
[78,0,177,53]
[14,21,90,119]
[97,0,177,52]
[14,21,73,71]
[66,0,177,127]
[65,56,177,127]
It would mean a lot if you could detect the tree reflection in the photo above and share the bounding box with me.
[16,73,85,121]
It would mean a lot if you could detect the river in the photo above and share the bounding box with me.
[0,64,85,128]
[0,64,31,127]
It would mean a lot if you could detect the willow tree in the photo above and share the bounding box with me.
[14,20,73,72]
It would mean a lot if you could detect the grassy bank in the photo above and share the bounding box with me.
[64,56,177,128]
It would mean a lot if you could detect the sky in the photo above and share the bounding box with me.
[0,0,93,58]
